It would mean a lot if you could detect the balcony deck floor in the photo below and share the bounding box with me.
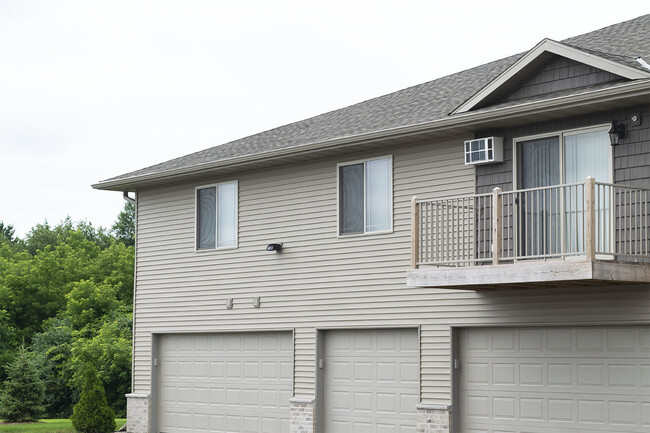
[407,259,650,290]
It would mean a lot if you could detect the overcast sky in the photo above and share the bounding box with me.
[1,1,648,237]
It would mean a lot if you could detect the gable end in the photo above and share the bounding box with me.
[504,56,626,102]
[453,39,650,114]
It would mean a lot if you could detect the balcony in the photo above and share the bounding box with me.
[407,178,650,289]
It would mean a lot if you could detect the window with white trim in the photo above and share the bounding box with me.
[338,156,392,235]
[196,181,237,249]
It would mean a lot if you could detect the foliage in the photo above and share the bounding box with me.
[0,220,115,341]
[31,318,75,418]
[0,347,45,422]
[111,201,135,247]
[24,219,112,256]
[70,313,132,417]
[65,282,119,332]
[0,309,19,386]
[70,366,115,433]
[0,212,134,418]
[0,221,16,243]
[92,243,134,305]
[0,418,126,432]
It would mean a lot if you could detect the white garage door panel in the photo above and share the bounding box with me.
[325,329,419,433]
[157,333,292,433]
[460,326,650,433]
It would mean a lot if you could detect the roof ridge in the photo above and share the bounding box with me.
[562,42,640,61]
[561,13,650,45]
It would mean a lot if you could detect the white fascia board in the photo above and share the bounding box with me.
[453,39,650,114]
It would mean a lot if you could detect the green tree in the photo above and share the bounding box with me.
[24,221,60,255]
[0,221,16,243]
[92,242,134,306]
[0,234,100,341]
[32,318,75,418]
[111,201,135,247]
[70,366,115,433]
[25,218,112,257]
[0,209,135,418]
[0,310,18,384]
[65,281,119,332]
[75,220,112,251]
[0,244,38,342]
[0,346,45,422]
[70,313,132,417]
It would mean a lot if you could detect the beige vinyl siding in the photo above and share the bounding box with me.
[294,328,315,397]
[420,325,452,403]
[131,135,650,405]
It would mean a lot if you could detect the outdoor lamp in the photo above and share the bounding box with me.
[608,120,626,145]
[266,243,283,252]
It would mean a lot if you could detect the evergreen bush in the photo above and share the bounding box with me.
[70,366,115,433]
[0,346,45,422]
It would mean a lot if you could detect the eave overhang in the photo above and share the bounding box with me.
[93,79,650,192]
[452,39,650,114]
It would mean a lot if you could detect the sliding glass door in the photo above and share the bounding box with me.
[516,127,612,258]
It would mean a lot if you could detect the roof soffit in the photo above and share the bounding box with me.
[452,38,650,114]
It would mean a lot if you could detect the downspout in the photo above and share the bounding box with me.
[131,191,137,395]
[122,190,138,396]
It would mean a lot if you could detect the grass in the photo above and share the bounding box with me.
[0,419,126,432]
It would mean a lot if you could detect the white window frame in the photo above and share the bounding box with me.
[336,155,394,237]
[195,180,239,251]
[512,124,613,189]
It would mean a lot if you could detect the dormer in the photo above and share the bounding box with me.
[453,39,650,114]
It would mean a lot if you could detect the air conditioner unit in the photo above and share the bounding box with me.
[464,137,504,165]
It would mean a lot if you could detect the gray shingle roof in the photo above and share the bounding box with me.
[98,14,650,186]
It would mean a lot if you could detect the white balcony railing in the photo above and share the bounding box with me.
[411,177,650,268]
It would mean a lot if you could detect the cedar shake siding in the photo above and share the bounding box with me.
[476,104,650,194]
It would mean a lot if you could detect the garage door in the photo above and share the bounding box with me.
[324,329,419,433]
[459,326,650,433]
[157,332,292,433]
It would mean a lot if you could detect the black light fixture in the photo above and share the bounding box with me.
[266,242,283,252]
[608,120,626,145]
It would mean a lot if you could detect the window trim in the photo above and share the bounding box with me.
[195,180,239,251]
[512,124,613,190]
[336,155,394,237]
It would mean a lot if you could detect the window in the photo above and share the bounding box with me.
[338,156,392,235]
[196,181,237,249]
[515,128,611,188]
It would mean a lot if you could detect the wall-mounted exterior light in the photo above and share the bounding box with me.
[608,120,626,145]
[266,242,283,252]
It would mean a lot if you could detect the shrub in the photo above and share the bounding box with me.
[70,366,115,433]
[0,346,45,422]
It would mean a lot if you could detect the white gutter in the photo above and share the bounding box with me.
[93,79,650,191]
